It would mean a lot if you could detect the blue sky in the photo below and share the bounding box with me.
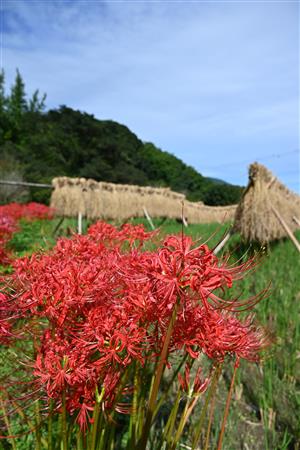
[1,0,299,192]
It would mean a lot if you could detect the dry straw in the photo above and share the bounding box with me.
[50,177,237,224]
[234,162,300,243]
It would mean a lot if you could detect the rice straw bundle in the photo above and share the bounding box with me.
[51,177,237,224]
[234,162,300,243]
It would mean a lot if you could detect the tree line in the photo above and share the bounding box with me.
[0,69,243,205]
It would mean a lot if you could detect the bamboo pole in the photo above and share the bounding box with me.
[292,216,300,227]
[182,215,188,227]
[213,232,232,255]
[52,217,65,236]
[0,180,53,188]
[78,212,82,235]
[271,206,300,253]
[143,207,155,230]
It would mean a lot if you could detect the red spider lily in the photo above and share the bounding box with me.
[76,402,94,432]
[0,202,53,265]
[88,221,156,249]
[178,364,209,396]
[0,202,53,222]
[1,220,271,435]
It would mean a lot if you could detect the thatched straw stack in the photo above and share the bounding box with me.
[185,201,236,224]
[234,162,300,243]
[51,177,86,216]
[51,177,237,224]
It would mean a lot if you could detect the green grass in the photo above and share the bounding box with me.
[2,217,300,449]
[221,231,300,450]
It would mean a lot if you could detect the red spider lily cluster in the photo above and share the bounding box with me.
[0,202,53,222]
[0,202,53,264]
[1,220,270,435]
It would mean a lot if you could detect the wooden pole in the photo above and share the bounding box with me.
[213,232,232,255]
[52,217,65,236]
[271,206,300,253]
[78,212,82,235]
[143,207,155,230]
[0,180,52,188]
[182,216,188,228]
[292,216,300,227]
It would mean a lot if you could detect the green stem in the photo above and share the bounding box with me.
[96,413,105,450]
[90,400,101,450]
[137,301,179,450]
[76,429,83,450]
[128,365,139,449]
[89,386,105,450]
[35,400,41,450]
[169,395,198,450]
[106,417,116,450]
[153,352,188,422]
[82,431,88,450]
[204,383,217,450]
[0,396,17,450]
[61,390,68,450]
[216,361,238,450]
[163,389,182,445]
[48,400,53,450]
[192,363,223,450]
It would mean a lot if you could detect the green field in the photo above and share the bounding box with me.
[1,217,300,450]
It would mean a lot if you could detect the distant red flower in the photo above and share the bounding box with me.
[0,202,53,265]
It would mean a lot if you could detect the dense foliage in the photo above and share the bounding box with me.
[0,70,243,205]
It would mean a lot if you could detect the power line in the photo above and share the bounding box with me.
[276,169,300,176]
[202,149,299,170]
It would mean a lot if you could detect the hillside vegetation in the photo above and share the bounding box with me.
[0,69,243,205]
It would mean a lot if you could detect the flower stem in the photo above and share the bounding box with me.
[34,399,41,450]
[216,360,238,450]
[128,365,139,448]
[76,429,83,450]
[61,390,68,450]
[137,301,179,450]
[106,417,116,450]
[204,382,217,450]
[90,386,105,450]
[169,395,198,450]
[192,363,222,450]
[163,388,182,445]
[90,400,101,450]
[48,400,53,450]
[0,395,17,450]
[153,352,188,422]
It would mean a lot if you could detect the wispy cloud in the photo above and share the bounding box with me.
[1,0,299,191]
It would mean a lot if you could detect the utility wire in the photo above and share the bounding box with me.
[202,149,299,170]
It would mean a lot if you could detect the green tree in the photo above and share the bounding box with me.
[8,69,27,128]
[0,69,6,115]
[203,183,243,206]
[0,143,29,204]
[0,69,11,143]
[29,89,46,113]
[5,69,46,142]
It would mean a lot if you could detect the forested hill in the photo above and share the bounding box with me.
[0,71,243,205]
